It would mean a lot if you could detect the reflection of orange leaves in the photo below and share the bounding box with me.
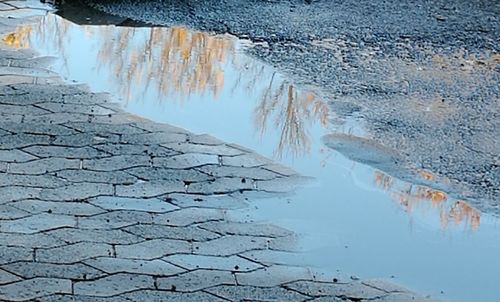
[418,170,435,181]
[448,200,481,231]
[2,27,32,48]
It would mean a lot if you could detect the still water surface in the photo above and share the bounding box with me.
[6,11,500,301]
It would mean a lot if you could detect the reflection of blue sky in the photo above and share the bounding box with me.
[25,14,500,302]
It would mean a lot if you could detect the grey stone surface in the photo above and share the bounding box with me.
[47,228,143,245]
[164,254,262,272]
[115,180,184,198]
[40,183,114,201]
[0,278,72,301]
[55,169,137,185]
[156,269,236,292]
[89,196,178,213]
[236,265,312,287]
[153,208,225,227]
[0,213,76,234]
[123,224,220,242]
[285,280,386,300]
[167,193,249,209]
[83,155,151,171]
[126,166,214,182]
[1,262,105,280]
[37,242,114,264]
[124,290,228,302]
[0,232,64,249]
[0,269,20,285]
[22,145,107,159]
[162,142,244,156]
[74,273,154,297]
[115,239,191,259]
[84,257,184,276]
[8,158,80,174]
[0,246,32,265]
[0,173,66,188]
[11,199,105,216]
[0,149,37,162]
[153,153,219,169]
[77,210,154,229]
[199,221,293,238]
[206,285,310,302]
[192,235,268,256]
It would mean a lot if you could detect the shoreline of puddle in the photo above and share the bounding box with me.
[3,7,499,301]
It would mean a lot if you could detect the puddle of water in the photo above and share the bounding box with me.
[6,9,500,302]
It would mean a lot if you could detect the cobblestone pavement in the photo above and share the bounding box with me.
[0,1,434,301]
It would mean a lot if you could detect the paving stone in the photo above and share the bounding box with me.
[64,121,148,135]
[0,133,51,149]
[236,265,312,287]
[166,193,249,209]
[0,277,72,301]
[47,228,143,245]
[9,158,80,174]
[126,166,214,182]
[0,186,41,204]
[23,145,107,159]
[164,254,262,272]
[0,103,50,115]
[0,173,66,188]
[94,143,179,157]
[0,232,64,249]
[37,295,132,302]
[124,290,228,302]
[153,153,219,169]
[88,196,178,213]
[199,221,293,238]
[362,279,411,293]
[196,165,280,180]
[36,102,115,115]
[206,285,310,302]
[187,134,224,145]
[239,250,308,267]
[0,113,23,124]
[0,122,76,136]
[115,239,191,259]
[55,169,137,185]
[0,149,37,162]
[162,142,244,156]
[40,183,114,201]
[0,268,21,285]
[84,257,184,276]
[74,273,154,297]
[268,235,302,252]
[192,235,268,256]
[115,180,184,198]
[123,224,220,242]
[52,133,120,147]
[156,270,236,292]
[153,208,225,227]
[1,262,105,280]
[285,280,386,300]
[0,204,31,219]
[262,163,299,176]
[222,154,271,168]
[11,199,105,216]
[37,242,114,264]
[61,92,111,105]
[121,132,187,145]
[24,112,94,124]
[83,155,151,172]
[187,177,254,194]
[78,210,154,229]
[0,213,76,234]
[0,246,32,265]
[301,297,343,302]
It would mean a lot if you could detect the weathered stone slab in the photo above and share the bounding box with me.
[0,269,21,285]
[55,169,137,185]
[192,235,268,256]
[153,208,225,227]
[123,224,219,242]
[52,133,120,147]
[123,290,228,302]
[156,270,236,292]
[222,154,271,168]
[74,273,154,297]
[0,103,49,115]
[164,254,262,272]
[256,176,312,193]
[94,143,178,157]
[24,112,94,124]
[37,242,114,264]
[206,285,310,302]
[9,158,80,175]
[126,166,214,182]
[0,204,30,220]
[11,199,105,216]
[2,262,105,280]
[23,145,107,159]
[187,134,224,145]
[240,250,307,267]
[199,221,293,238]
[84,257,184,276]
[115,239,191,259]
[162,142,244,156]
[0,173,66,188]
[0,232,64,249]
[121,132,186,145]
[236,265,312,287]
[64,121,147,135]
[83,155,151,172]
[0,246,32,265]
[0,278,72,301]
[186,177,254,194]
[0,213,76,234]
[196,164,280,180]
[47,228,142,245]
[40,183,114,201]
[88,196,178,213]
[115,180,184,198]
[371,292,434,302]
[0,186,41,204]
[166,193,249,209]
[285,280,386,300]
[153,153,219,169]
[0,149,37,162]
[78,210,154,229]
[0,122,76,136]
[0,133,50,149]
[35,102,115,115]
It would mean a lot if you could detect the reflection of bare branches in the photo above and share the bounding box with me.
[374,171,481,231]
[4,14,331,158]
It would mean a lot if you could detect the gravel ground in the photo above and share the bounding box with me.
[80,0,499,213]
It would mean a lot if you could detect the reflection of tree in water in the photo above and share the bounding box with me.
[374,171,480,231]
[4,14,330,158]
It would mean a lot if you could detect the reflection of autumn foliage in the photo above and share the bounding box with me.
[254,76,329,157]
[6,14,331,158]
[374,171,480,231]
[2,27,32,48]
